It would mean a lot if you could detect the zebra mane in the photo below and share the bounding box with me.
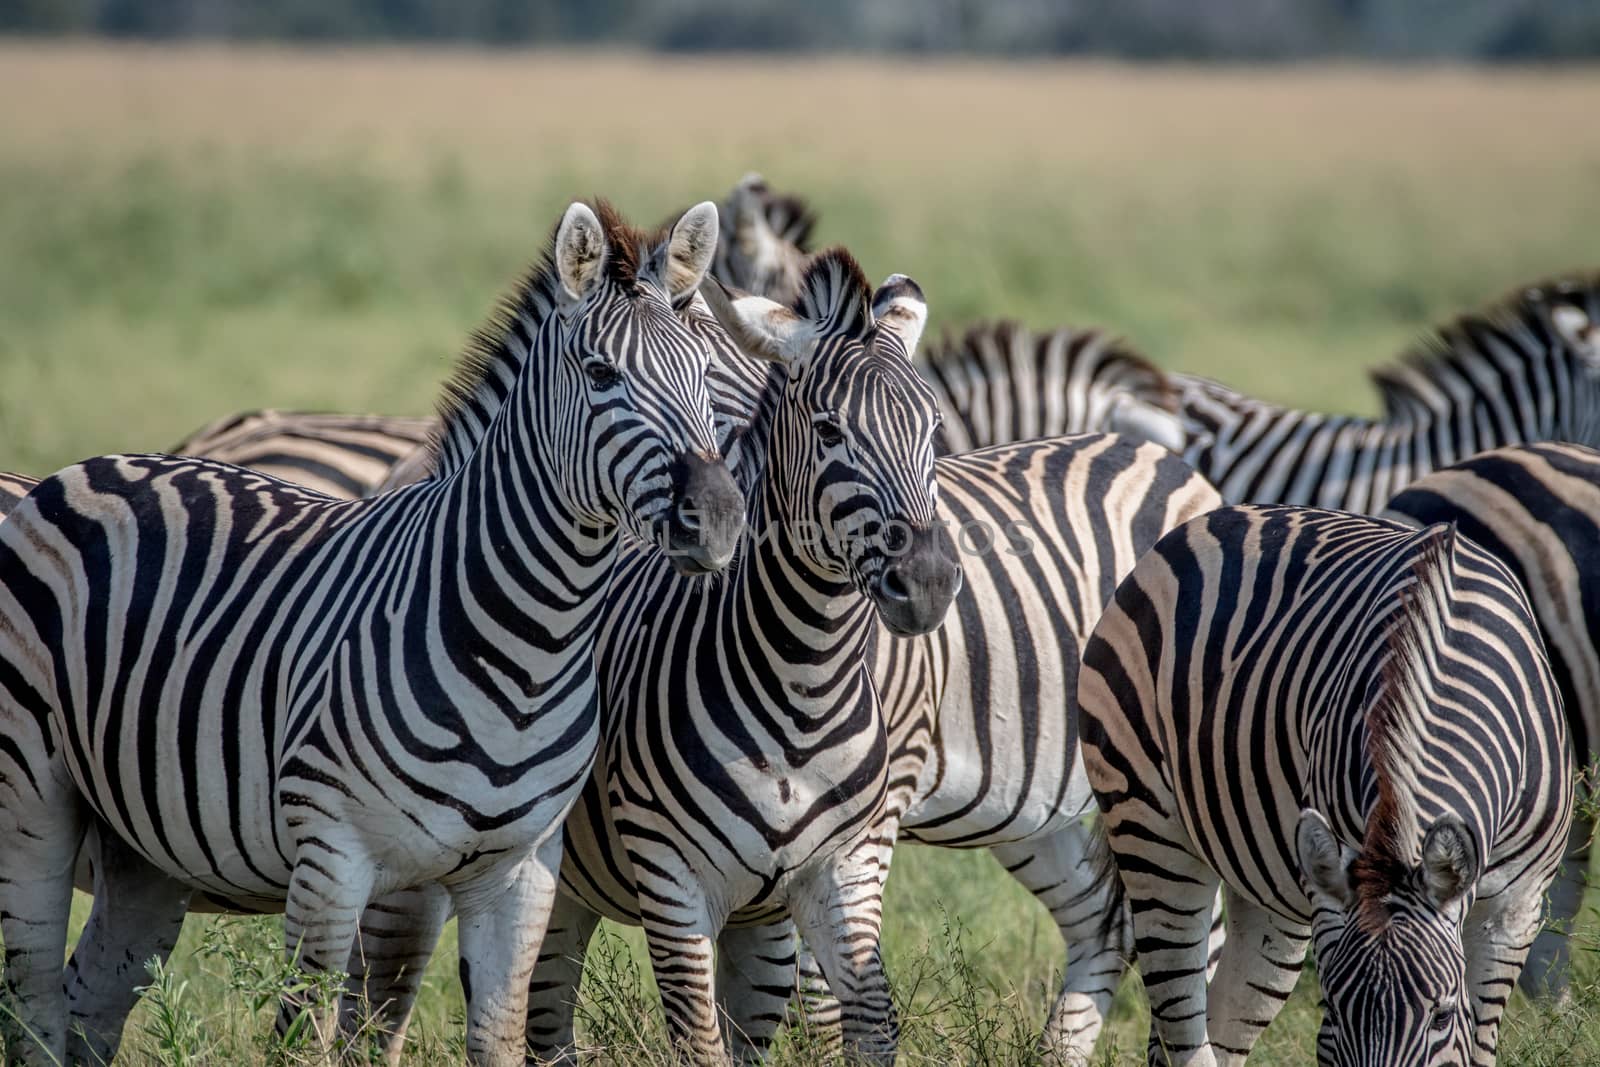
[796,247,874,341]
[427,199,666,477]
[1369,272,1600,415]
[1352,523,1457,932]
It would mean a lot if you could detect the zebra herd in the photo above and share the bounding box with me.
[0,173,1596,1067]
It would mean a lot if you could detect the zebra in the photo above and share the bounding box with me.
[919,318,1183,456]
[506,419,1221,1065]
[0,198,745,1065]
[320,250,959,1063]
[1079,506,1571,1065]
[1382,441,1600,997]
[528,252,957,1064]
[166,409,437,497]
[1160,275,1600,512]
[1,412,432,520]
[713,171,816,304]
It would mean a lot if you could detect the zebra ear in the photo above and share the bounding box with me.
[1551,305,1597,357]
[555,202,608,303]
[662,201,720,303]
[1297,808,1356,910]
[1419,815,1479,911]
[700,276,812,366]
[871,274,928,360]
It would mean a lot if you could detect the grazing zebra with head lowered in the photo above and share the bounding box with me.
[524,253,959,1065]
[1079,506,1571,1066]
[1382,441,1600,997]
[1158,275,1600,511]
[0,199,744,1065]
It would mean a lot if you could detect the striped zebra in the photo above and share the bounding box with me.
[1079,506,1571,1065]
[1163,276,1600,511]
[515,414,1222,1064]
[920,319,1182,456]
[0,199,745,1065]
[168,409,436,497]
[1383,442,1600,997]
[1,412,432,517]
[540,253,956,1064]
[714,171,816,304]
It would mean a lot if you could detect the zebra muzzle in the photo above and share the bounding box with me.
[663,452,744,575]
[870,522,962,636]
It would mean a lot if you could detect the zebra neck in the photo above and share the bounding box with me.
[733,490,878,715]
[428,387,619,647]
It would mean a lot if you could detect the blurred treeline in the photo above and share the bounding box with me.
[4,0,1600,60]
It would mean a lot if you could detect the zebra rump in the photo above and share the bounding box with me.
[1079,505,1570,1066]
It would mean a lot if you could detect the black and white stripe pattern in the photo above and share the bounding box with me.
[0,199,742,1066]
[1168,276,1600,510]
[713,172,816,305]
[1080,506,1571,1065]
[167,409,436,497]
[918,319,1179,455]
[527,252,955,1065]
[1383,441,1600,998]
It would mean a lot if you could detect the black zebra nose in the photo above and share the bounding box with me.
[664,452,743,576]
[872,523,961,636]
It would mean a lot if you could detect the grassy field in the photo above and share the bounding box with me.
[3,41,1600,1064]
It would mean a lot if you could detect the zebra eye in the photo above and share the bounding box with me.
[1430,1006,1454,1033]
[585,361,621,389]
[814,418,845,448]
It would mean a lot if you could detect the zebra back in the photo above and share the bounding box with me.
[918,320,1177,455]
[1167,272,1600,511]
[1079,505,1569,1064]
[1384,441,1600,766]
[167,409,435,497]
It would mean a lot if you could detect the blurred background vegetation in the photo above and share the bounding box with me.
[5,0,1600,60]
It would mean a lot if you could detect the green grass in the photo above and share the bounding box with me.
[4,43,1600,1064]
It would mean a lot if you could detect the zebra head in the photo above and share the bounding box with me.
[704,251,962,636]
[545,199,745,574]
[1539,279,1600,441]
[714,172,813,304]
[1297,808,1477,1066]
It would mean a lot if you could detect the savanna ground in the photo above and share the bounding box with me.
[2,42,1600,1064]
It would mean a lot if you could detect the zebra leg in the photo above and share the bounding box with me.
[277,857,377,1058]
[341,882,452,1064]
[1515,813,1590,999]
[788,856,897,1065]
[449,835,564,1067]
[62,822,193,1063]
[786,937,843,1051]
[0,759,83,1065]
[523,891,600,1065]
[1105,811,1222,1066]
[992,822,1133,1064]
[636,876,731,1063]
[716,920,799,1063]
[1202,887,1309,1064]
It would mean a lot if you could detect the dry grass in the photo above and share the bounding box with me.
[3,41,1599,1064]
[3,43,1597,175]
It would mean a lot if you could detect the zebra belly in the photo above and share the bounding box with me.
[61,685,600,908]
[893,617,1093,848]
